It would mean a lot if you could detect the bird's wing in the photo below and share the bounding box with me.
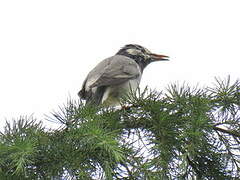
[86,55,141,89]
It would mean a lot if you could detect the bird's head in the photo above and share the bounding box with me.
[116,44,169,70]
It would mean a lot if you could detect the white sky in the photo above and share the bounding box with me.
[0,0,239,130]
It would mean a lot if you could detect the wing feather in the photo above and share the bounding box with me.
[86,55,141,88]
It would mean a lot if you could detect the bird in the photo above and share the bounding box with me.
[78,44,169,106]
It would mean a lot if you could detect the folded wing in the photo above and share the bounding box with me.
[87,55,141,89]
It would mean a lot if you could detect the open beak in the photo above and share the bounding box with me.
[149,53,169,61]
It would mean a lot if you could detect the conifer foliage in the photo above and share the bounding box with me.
[0,77,239,179]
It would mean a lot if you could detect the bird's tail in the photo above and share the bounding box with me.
[84,86,106,106]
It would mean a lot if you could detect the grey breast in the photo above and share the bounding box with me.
[78,55,142,105]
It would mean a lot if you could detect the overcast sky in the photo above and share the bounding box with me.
[0,0,239,130]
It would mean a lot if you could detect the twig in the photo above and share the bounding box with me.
[213,126,240,138]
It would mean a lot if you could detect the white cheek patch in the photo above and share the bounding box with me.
[126,49,141,55]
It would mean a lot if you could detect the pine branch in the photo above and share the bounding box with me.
[213,126,240,138]
[0,76,239,179]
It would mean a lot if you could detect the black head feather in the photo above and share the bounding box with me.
[116,44,152,71]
